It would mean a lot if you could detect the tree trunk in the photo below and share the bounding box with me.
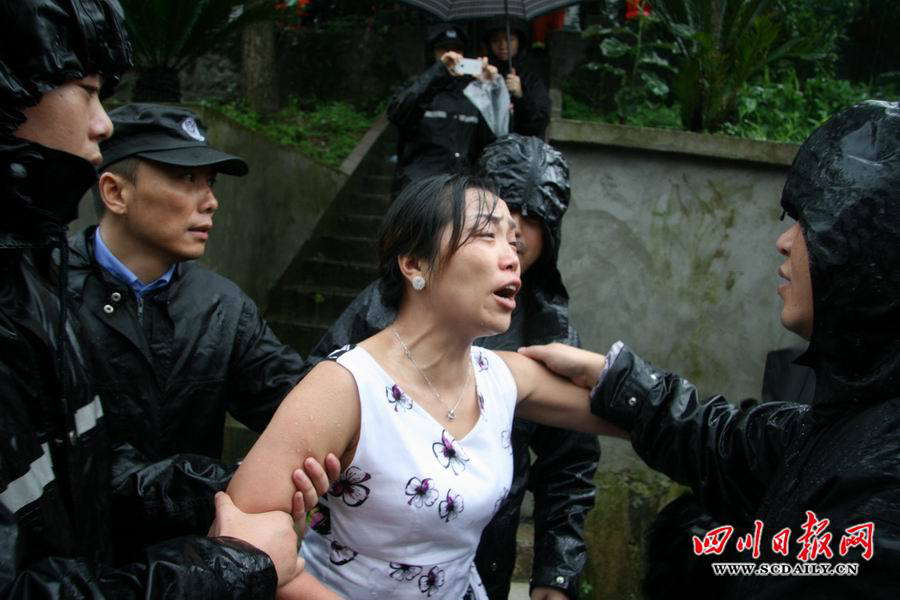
[243,20,279,114]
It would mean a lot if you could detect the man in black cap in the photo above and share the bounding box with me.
[66,103,310,536]
[388,23,500,197]
[1,3,312,598]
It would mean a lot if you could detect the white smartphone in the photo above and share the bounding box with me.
[456,58,482,76]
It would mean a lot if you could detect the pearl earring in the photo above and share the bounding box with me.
[412,275,426,291]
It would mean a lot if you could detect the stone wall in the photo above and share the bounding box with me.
[547,119,806,598]
[69,104,347,309]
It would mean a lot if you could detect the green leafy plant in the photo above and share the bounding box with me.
[565,11,679,125]
[651,0,827,132]
[121,0,270,102]
[722,68,870,142]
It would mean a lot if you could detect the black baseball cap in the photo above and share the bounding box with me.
[99,103,248,176]
[427,23,467,51]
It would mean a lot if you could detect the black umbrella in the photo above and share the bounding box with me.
[399,0,580,71]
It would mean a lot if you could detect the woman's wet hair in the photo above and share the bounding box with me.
[378,173,499,310]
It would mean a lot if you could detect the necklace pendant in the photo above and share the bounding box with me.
[447,409,456,421]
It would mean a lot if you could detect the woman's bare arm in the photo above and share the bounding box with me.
[498,350,628,439]
[228,360,361,515]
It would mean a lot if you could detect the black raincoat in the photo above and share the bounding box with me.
[590,101,900,598]
[308,135,599,599]
[66,226,305,460]
[482,17,551,139]
[1,2,277,597]
[387,60,496,197]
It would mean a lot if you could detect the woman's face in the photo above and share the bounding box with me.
[424,189,522,337]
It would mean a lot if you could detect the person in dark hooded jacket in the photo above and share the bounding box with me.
[388,23,500,198]
[522,100,900,598]
[306,134,599,600]
[0,2,308,597]
[481,17,551,140]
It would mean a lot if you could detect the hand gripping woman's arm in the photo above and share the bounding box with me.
[515,343,807,523]
[227,361,362,600]
[497,350,627,439]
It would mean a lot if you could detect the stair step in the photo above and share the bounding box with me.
[267,319,330,356]
[362,174,394,191]
[306,235,379,264]
[349,192,393,215]
[267,283,363,325]
[284,257,379,290]
[325,213,385,238]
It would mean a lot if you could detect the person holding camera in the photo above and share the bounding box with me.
[387,24,501,198]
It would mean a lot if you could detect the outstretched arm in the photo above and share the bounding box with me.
[518,342,807,523]
[497,350,627,438]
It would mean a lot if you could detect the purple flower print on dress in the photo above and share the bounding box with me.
[477,392,485,413]
[389,562,423,582]
[438,489,464,522]
[432,429,470,475]
[328,466,371,507]
[308,503,331,535]
[474,351,489,372]
[405,477,439,508]
[418,566,445,596]
[386,384,413,412]
[329,539,358,565]
[501,429,512,453]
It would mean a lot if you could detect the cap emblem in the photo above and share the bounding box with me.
[446,30,457,38]
[181,118,205,142]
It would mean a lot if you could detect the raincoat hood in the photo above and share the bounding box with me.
[479,133,569,265]
[0,0,132,137]
[479,133,572,341]
[780,100,900,406]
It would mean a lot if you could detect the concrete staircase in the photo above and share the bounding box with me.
[264,127,396,357]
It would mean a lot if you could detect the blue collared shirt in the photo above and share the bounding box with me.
[94,227,176,298]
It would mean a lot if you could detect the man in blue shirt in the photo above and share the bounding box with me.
[66,104,312,554]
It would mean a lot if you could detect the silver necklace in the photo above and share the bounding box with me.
[392,329,471,421]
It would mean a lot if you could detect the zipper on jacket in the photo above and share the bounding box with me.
[136,294,144,325]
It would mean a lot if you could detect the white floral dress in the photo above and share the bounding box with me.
[302,345,517,599]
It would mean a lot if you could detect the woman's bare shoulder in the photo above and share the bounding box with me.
[228,359,361,513]
[296,359,359,397]
[494,350,541,402]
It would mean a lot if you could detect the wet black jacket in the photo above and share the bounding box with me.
[66,226,305,461]
[387,61,496,196]
[0,140,277,599]
[591,101,900,598]
[485,58,550,140]
[307,135,599,599]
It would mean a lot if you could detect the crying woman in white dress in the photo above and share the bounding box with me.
[227,174,624,599]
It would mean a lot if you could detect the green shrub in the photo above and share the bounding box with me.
[722,69,870,142]
[208,98,376,167]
